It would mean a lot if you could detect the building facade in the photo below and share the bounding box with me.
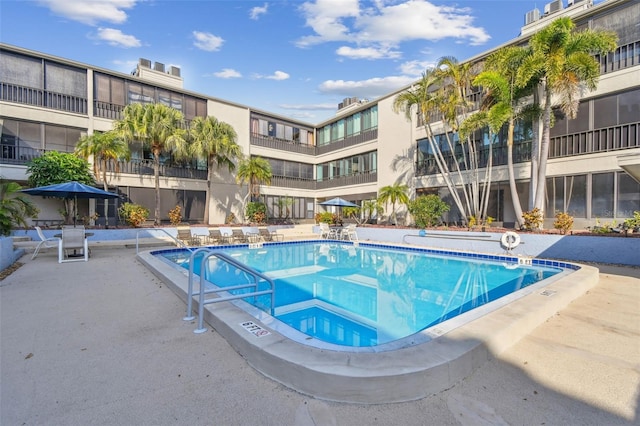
[1,0,638,228]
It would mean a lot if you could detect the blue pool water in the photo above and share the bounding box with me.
[156,241,567,348]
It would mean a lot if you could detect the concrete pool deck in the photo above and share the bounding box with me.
[1,242,639,424]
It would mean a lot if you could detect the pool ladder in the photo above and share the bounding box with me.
[183,248,275,334]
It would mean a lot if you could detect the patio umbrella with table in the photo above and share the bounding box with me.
[21,181,120,226]
[319,197,359,221]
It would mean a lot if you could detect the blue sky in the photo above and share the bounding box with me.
[0,0,589,123]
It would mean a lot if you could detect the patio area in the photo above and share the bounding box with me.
[1,244,638,425]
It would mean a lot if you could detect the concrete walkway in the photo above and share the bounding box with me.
[1,245,638,425]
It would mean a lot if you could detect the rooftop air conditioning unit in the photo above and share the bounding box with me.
[169,66,181,77]
[154,62,165,72]
[525,8,541,24]
[549,0,563,13]
[139,58,151,68]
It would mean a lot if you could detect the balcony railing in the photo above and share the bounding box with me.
[315,128,378,155]
[269,171,378,190]
[270,176,316,190]
[0,144,48,165]
[316,170,378,189]
[416,142,532,177]
[250,134,316,155]
[94,101,125,120]
[550,122,639,158]
[0,82,87,114]
[108,159,208,180]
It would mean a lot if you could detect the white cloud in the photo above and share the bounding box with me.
[296,0,490,56]
[336,45,401,60]
[398,59,434,77]
[213,68,242,79]
[192,31,225,51]
[254,71,290,81]
[37,0,136,25]
[96,28,141,48]
[296,0,360,47]
[318,75,416,99]
[249,3,268,20]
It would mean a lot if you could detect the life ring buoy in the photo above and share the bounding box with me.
[501,231,521,250]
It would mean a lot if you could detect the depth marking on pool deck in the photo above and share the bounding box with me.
[241,321,271,337]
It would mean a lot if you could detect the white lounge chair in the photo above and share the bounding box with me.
[58,227,89,263]
[32,226,60,260]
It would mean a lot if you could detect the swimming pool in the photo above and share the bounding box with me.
[156,241,567,349]
[139,239,597,403]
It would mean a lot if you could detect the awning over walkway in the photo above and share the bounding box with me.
[617,152,640,184]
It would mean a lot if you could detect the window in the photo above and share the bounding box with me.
[617,172,640,217]
[592,172,614,218]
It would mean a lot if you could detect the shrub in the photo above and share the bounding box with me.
[408,194,450,228]
[225,213,236,224]
[315,211,337,224]
[118,202,149,227]
[168,205,182,225]
[623,211,640,231]
[522,208,543,231]
[246,202,267,224]
[553,211,573,234]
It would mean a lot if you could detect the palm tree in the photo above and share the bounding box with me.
[114,103,188,225]
[393,64,483,225]
[0,179,39,236]
[518,17,617,217]
[434,56,488,224]
[378,183,409,226]
[189,116,242,224]
[462,46,538,228]
[236,156,272,204]
[75,130,130,227]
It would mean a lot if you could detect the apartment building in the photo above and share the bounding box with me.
[1,0,638,228]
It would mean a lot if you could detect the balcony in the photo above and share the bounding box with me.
[315,170,378,189]
[0,82,87,114]
[416,142,532,177]
[269,171,378,190]
[316,128,378,155]
[108,159,207,180]
[550,122,640,158]
[250,134,316,155]
[0,146,207,181]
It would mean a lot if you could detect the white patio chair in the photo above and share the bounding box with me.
[32,226,60,259]
[58,227,89,263]
[341,224,358,241]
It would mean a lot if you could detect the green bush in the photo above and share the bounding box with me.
[522,208,543,231]
[623,211,640,231]
[246,202,267,224]
[553,211,574,234]
[408,194,450,228]
[315,211,337,224]
[118,202,149,227]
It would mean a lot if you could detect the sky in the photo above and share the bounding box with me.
[0,0,598,124]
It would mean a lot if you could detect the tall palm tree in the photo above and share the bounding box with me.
[75,130,130,226]
[189,116,242,224]
[462,46,538,228]
[114,103,188,225]
[518,17,617,216]
[378,183,409,226]
[236,156,272,203]
[434,56,488,223]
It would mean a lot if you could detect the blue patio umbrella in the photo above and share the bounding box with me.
[319,197,359,220]
[22,181,120,225]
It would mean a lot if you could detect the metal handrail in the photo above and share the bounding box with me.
[184,248,275,334]
[136,228,191,253]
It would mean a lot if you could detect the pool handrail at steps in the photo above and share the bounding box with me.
[183,248,275,334]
